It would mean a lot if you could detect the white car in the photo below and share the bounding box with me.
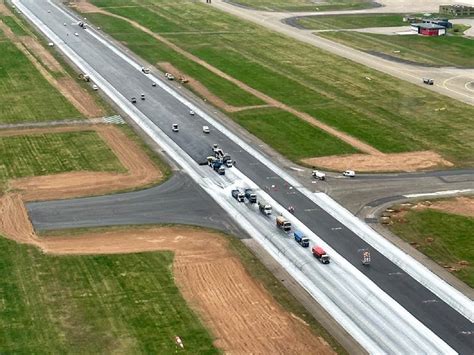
[189,110,195,116]
[202,126,210,134]
[343,170,355,177]
[48,42,54,47]
[92,84,98,91]
[141,67,150,74]
[172,124,179,132]
[165,72,175,80]
[74,32,79,36]
[63,23,67,26]
[225,160,233,168]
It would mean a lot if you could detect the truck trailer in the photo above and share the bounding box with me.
[294,231,309,247]
[258,201,272,215]
[276,216,291,232]
[231,189,245,202]
[312,246,330,264]
[244,188,257,203]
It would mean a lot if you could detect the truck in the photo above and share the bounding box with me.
[294,231,309,247]
[244,188,257,203]
[312,246,330,264]
[211,160,225,175]
[258,201,272,215]
[423,78,434,85]
[312,170,326,181]
[231,189,244,202]
[276,215,291,232]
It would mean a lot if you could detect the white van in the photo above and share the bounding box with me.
[343,170,355,177]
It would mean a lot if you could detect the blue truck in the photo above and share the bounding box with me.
[294,231,309,247]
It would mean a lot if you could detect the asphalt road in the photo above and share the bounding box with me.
[18,1,474,352]
[212,0,474,105]
[28,172,243,235]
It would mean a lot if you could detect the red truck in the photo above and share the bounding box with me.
[312,246,330,264]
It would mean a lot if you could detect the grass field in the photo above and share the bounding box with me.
[83,0,474,166]
[227,0,374,12]
[231,108,358,160]
[0,15,27,35]
[295,14,406,30]
[0,131,124,184]
[0,236,217,353]
[0,41,81,123]
[318,31,474,68]
[389,209,474,287]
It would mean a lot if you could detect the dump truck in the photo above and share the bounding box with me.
[312,246,330,264]
[294,231,309,247]
[276,215,291,232]
[244,188,257,203]
[258,201,272,215]
[231,189,245,202]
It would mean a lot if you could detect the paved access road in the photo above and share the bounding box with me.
[28,172,242,235]
[18,1,473,353]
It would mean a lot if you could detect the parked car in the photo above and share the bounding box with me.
[92,84,98,91]
[172,124,179,132]
[141,67,150,74]
[202,126,210,134]
[189,110,195,116]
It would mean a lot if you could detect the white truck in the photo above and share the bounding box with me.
[312,170,326,180]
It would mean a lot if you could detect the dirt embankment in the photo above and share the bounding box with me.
[3,125,162,201]
[0,193,334,354]
[413,196,474,218]
[302,151,453,173]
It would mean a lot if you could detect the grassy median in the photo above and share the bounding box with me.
[226,0,374,12]
[81,0,474,165]
[295,14,406,30]
[319,31,474,68]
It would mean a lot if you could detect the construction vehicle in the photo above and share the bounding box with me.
[231,189,245,202]
[78,73,90,82]
[258,201,272,215]
[276,215,291,232]
[244,188,257,203]
[312,170,326,180]
[294,231,309,247]
[312,246,330,264]
[211,160,225,175]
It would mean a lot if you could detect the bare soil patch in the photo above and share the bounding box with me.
[418,197,474,218]
[57,77,105,117]
[302,150,453,172]
[0,205,334,355]
[6,125,162,201]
